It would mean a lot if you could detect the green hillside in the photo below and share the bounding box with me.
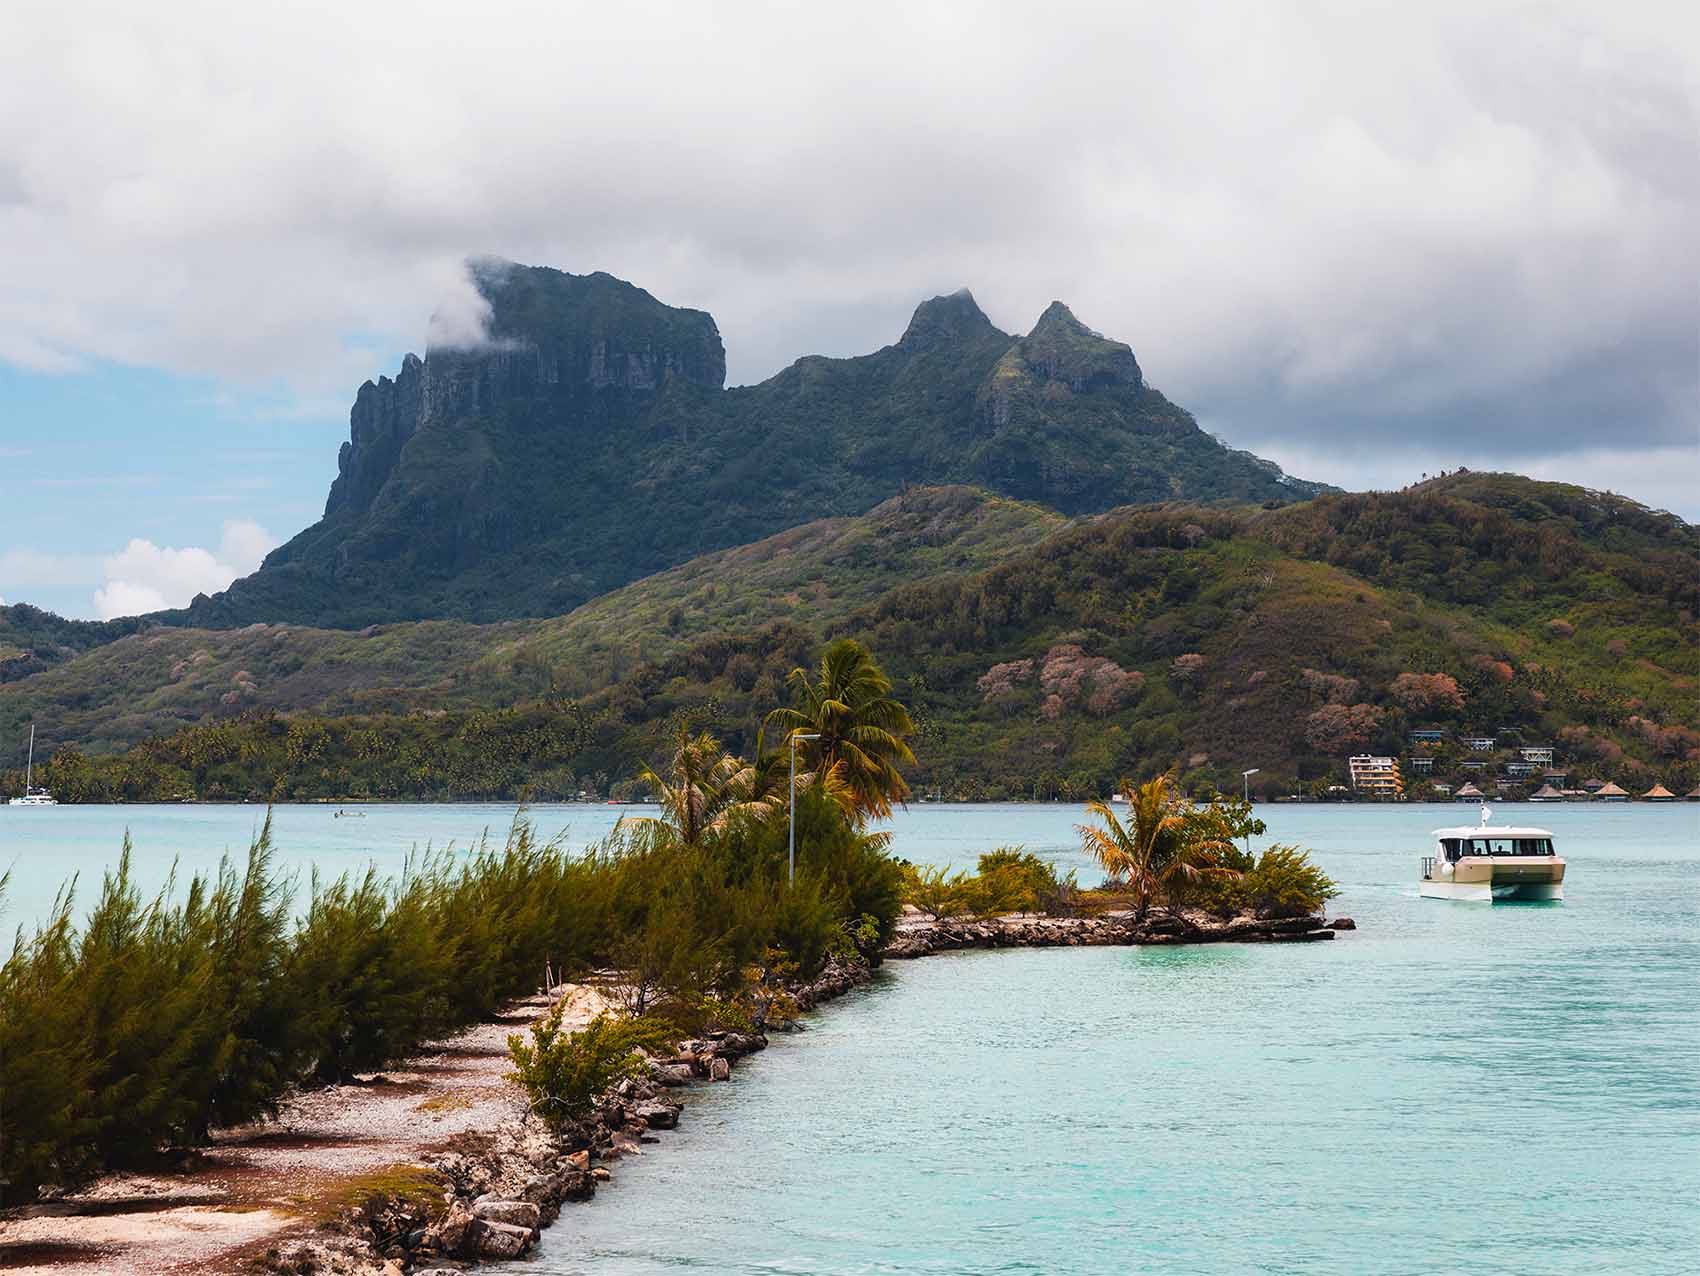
[7,475,1694,803]
[0,488,1062,756]
[560,476,1693,799]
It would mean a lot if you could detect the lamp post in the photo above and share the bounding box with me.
[1241,767,1260,856]
[788,732,822,886]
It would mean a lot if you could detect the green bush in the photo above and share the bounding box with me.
[507,1009,675,1130]
[1240,845,1339,918]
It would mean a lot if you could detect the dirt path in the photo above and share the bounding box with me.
[0,985,612,1275]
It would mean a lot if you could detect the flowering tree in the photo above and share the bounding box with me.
[1388,672,1465,713]
[1304,703,1383,753]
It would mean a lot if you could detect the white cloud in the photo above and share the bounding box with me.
[91,519,277,619]
[0,0,1693,499]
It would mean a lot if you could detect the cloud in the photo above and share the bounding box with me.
[0,0,1694,500]
[91,520,277,620]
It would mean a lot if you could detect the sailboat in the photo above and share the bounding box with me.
[9,724,59,806]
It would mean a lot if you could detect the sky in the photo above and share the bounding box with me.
[1,0,1696,620]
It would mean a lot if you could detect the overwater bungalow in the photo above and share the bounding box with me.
[1455,782,1485,802]
[1529,783,1565,802]
[1642,784,1676,802]
[1687,785,1700,802]
[1594,781,1629,802]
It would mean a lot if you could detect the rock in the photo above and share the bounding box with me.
[427,1200,476,1257]
[712,1031,767,1057]
[565,1149,591,1172]
[383,1261,405,1276]
[652,1063,696,1087]
[473,1199,541,1230]
[522,1174,555,1204]
[591,1166,612,1181]
[556,1169,596,1201]
[708,1057,731,1082]
[476,1218,536,1260]
[1328,916,1357,930]
[635,1100,682,1130]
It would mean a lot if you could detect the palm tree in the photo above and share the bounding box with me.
[764,639,916,819]
[1076,772,1237,920]
[636,727,781,846]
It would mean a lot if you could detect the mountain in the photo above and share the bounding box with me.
[161,260,1323,629]
[7,475,1694,802]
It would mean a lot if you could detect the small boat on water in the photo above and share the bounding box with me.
[8,724,58,807]
[1420,808,1564,902]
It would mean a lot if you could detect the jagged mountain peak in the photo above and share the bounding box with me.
[898,288,1000,350]
[1018,300,1142,390]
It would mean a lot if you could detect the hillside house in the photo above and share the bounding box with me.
[1348,755,1404,798]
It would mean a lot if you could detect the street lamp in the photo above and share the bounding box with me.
[788,733,822,886]
[1241,768,1260,856]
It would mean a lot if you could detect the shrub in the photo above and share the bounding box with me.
[1240,845,1339,918]
[507,1009,675,1130]
[974,847,1077,914]
[903,863,970,921]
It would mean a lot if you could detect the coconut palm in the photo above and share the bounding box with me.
[764,639,916,819]
[636,728,780,846]
[1076,771,1237,920]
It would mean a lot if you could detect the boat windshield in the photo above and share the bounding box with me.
[1442,837,1554,859]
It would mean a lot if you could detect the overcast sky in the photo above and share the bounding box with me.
[2,0,1696,619]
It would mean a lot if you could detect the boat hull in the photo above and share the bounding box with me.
[1421,854,1564,903]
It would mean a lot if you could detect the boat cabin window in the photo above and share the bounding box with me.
[1450,837,1554,857]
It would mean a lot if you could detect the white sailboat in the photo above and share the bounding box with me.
[9,724,58,806]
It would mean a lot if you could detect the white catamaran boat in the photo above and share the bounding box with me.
[8,724,58,806]
[1420,807,1563,902]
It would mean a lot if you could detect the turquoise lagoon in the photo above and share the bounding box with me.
[2,802,1696,1273]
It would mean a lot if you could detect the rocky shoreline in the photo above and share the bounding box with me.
[340,913,1352,1271]
[883,909,1353,958]
[366,961,876,1273]
[2,913,1345,1274]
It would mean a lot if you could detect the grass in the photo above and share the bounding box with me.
[414,1093,476,1115]
[291,1163,448,1226]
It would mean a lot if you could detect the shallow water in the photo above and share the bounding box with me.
[507,803,1697,1276]
[3,802,1696,1273]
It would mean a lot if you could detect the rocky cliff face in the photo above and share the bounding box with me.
[322,268,724,523]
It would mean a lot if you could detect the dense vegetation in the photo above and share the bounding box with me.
[152,263,1320,629]
[0,487,1059,756]
[4,477,1694,802]
[0,603,145,683]
[0,642,909,1201]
